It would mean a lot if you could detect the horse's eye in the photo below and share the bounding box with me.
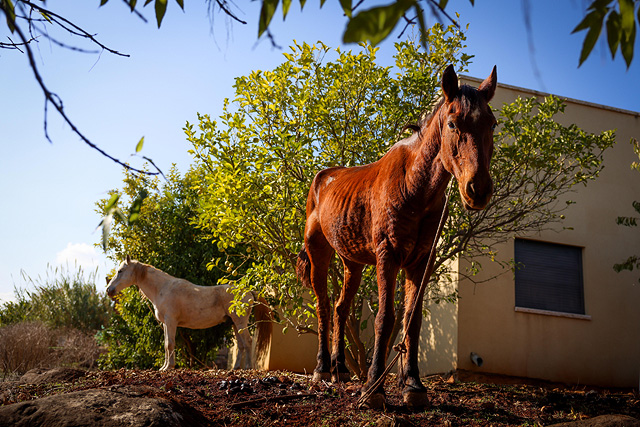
[448,121,456,130]
[491,122,497,130]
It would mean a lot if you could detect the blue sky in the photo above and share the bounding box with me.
[1,0,638,303]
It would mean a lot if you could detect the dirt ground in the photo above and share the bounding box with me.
[1,368,639,426]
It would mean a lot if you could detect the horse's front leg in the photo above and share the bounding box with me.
[161,321,177,371]
[399,261,431,408]
[331,258,363,382]
[361,245,400,408]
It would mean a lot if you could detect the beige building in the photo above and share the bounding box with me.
[258,78,640,389]
[456,77,640,389]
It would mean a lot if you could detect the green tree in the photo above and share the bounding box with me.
[0,0,632,174]
[96,165,234,370]
[186,26,614,377]
[614,138,640,282]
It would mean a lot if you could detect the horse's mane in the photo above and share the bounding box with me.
[416,96,446,130]
[413,85,483,132]
[131,260,149,282]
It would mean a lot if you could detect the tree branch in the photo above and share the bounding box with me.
[10,16,158,175]
[19,1,130,57]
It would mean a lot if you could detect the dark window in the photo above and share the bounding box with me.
[514,239,585,315]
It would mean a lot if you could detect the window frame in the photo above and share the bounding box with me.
[514,238,589,318]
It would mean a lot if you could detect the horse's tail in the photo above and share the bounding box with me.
[296,246,312,288]
[253,295,273,365]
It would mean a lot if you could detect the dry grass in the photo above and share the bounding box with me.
[0,321,103,379]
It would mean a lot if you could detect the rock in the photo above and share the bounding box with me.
[20,367,87,385]
[0,386,209,427]
[550,414,640,427]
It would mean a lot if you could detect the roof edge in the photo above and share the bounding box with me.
[461,75,640,118]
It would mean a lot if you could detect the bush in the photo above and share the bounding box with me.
[0,322,51,376]
[0,266,111,377]
[0,265,112,331]
[0,322,102,377]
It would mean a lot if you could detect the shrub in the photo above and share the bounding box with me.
[0,321,102,377]
[0,265,112,331]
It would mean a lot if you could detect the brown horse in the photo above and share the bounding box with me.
[297,64,497,408]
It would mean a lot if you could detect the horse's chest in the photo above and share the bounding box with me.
[378,210,439,267]
[153,307,164,323]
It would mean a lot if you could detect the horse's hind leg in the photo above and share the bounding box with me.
[230,318,252,369]
[305,226,335,381]
[331,258,363,382]
[161,320,177,371]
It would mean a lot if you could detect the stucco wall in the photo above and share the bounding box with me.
[262,322,318,373]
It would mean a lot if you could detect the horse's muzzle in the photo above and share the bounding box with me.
[460,179,493,211]
[106,286,117,299]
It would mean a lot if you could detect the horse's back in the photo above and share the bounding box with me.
[308,137,417,211]
[305,162,388,265]
[304,135,430,266]
[163,281,232,329]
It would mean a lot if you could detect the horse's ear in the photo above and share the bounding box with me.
[478,65,497,102]
[126,255,131,264]
[441,64,459,102]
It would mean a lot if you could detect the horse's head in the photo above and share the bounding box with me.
[438,64,497,211]
[106,255,137,298]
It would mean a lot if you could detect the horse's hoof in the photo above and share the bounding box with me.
[360,392,386,410]
[331,371,352,383]
[312,371,331,382]
[402,387,430,410]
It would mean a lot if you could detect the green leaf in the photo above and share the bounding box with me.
[105,193,121,212]
[616,215,638,227]
[259,0,279,37]
[155,0,167,28]
[175,0,184,10]
[414,3,427,47]
[340,0,352,18]
[282,0,292,18]
[618,0,635,39]
[439,0,449,8]
[136,137,145,153]
[127,190,148,225]
[572,5,605,34]
[343,0,414,45]
[606,10,622,57]
[576,10,606,66]
[129,0,138,11]
[100,0,109,6]
[620,21,635,67]
[3,0,16,33]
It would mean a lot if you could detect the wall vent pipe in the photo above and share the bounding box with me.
[470,352,483,367]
